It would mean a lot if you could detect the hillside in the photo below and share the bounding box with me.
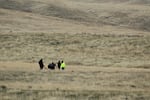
[0,0,150,67]
[0,0,150,32]
[0,0,150,100]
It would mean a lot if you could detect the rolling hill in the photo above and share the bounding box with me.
[0,0,150,100]
[0,0,150,33]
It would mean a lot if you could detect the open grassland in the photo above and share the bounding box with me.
[0,62,150,100]
[0,0,150,99]
[0,32,150,68]
[0,32,150,99]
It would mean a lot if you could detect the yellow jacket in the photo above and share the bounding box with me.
[61,62,66,68]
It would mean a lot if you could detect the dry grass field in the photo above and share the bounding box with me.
[0,62,150,100]
[0,0,150,100]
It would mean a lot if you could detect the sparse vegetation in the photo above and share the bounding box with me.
[0,33,150,67]
[0,64,150,100]
[0,0,150,32]
[0,0,150,100]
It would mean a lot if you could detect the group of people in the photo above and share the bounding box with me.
[38,59,66,70]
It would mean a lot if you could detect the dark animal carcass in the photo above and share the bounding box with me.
[48,62,56,70]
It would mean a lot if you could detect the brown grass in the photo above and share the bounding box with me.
[0,32,150,99]
[0,0,150,99]
[0,33,150,68]
[0,62,150,100]
[0,0,150,32]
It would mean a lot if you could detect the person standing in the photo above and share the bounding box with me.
[57,60,61,70]
[38,59,44,70]
[61,60,66,70]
